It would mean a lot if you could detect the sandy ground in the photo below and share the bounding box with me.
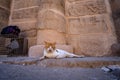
[0,57,120,80]
[0,63,119,80]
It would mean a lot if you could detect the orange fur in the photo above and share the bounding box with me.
[44,41,56,50]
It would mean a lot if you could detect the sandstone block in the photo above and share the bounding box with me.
[37,57,120,68]
[110,0,120,12]
[0,8,9,22]
[39,0,65,14]
[38,10,66,33]
[111,43,120,56]
[37,30,66,45]
[68,15,108,34]
[28,45,73,58]
[10,18,37,23]
[0,37,5,46]
[27,37,37,49]
[29,45,44,58]
[110,0,120,43]
[0,0,11,9]
[68,34,117,56]
[13,0,39,9]
[66,0,107,16]
[20,30,37,38]
[0,22,7,31]
[10,21,37,31]
[12,7,38,20]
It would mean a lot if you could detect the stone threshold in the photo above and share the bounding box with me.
[0,55,8,58]
[0,57,120,68]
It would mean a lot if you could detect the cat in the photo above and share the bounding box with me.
[40,41,84,60]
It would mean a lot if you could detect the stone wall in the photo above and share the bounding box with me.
[37,0,66,44]
[65,0,117,56]
[0,0,11,46]
[9,0,39,48]
[110,0,120,42]
[10,0,117,56]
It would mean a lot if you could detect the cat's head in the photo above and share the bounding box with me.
[44,41,56,53]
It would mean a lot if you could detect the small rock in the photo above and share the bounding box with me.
[108,65,120,70]
[101,66,112,72]
[22,63,25,66]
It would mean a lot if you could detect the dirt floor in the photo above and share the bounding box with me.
[0,57,120,80]
[0,63,118,80]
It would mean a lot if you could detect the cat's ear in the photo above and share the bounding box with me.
[53,42,56,45]
[44,41,48,44]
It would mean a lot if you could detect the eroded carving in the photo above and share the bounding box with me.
[66,0,107,16]
[13,0,39,9]
[0,8,9,22]
[68,15,108,34]
[38,10,66,33]
[12,7,38,19]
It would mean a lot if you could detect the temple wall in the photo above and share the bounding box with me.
[110,0,120,43]
[9,0,117,56]
[0,0,11,47]
[37,0,66,45]
[65,0,117,56]
[9,0,39,48]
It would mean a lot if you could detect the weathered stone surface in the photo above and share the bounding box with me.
[110,0,120,13]
[29,45,44,58]
[0,57,120,69]
[0,1,10,48]
[29,45,73,58]
[37,30,66,45]
[27,37,37,49]
[110,0,120,43]
[0,7,9,22]
[68,34,117,56]
[13,0,39,9]
[38,10,66,33]
[12,7,38,19]
[20,30,37,38]
[111,43,120,56]
[8,0,118,57]
[0,0,11,9]
[39,0,65,14]
[0,22,7,31]
[10,21,37,31]
[68,15,108,34]
[113,17,120,40]
[37,57,120,68]
[66,0,107,16]
[10,18,37,23]
[0,37,5,46]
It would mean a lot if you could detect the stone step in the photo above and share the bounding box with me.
[0,57,120,68]
[0,46,6,51]
[0,55,8,58]
[0,51,8,55]
[0,46,8,55]
[37,57,120,68]
[0,44,5,46]
[0,37,5,45]
[0,50,8,53]
[29,45,73,58]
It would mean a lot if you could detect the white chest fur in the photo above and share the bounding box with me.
[44,49,69,58]
[44,49,58,58]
